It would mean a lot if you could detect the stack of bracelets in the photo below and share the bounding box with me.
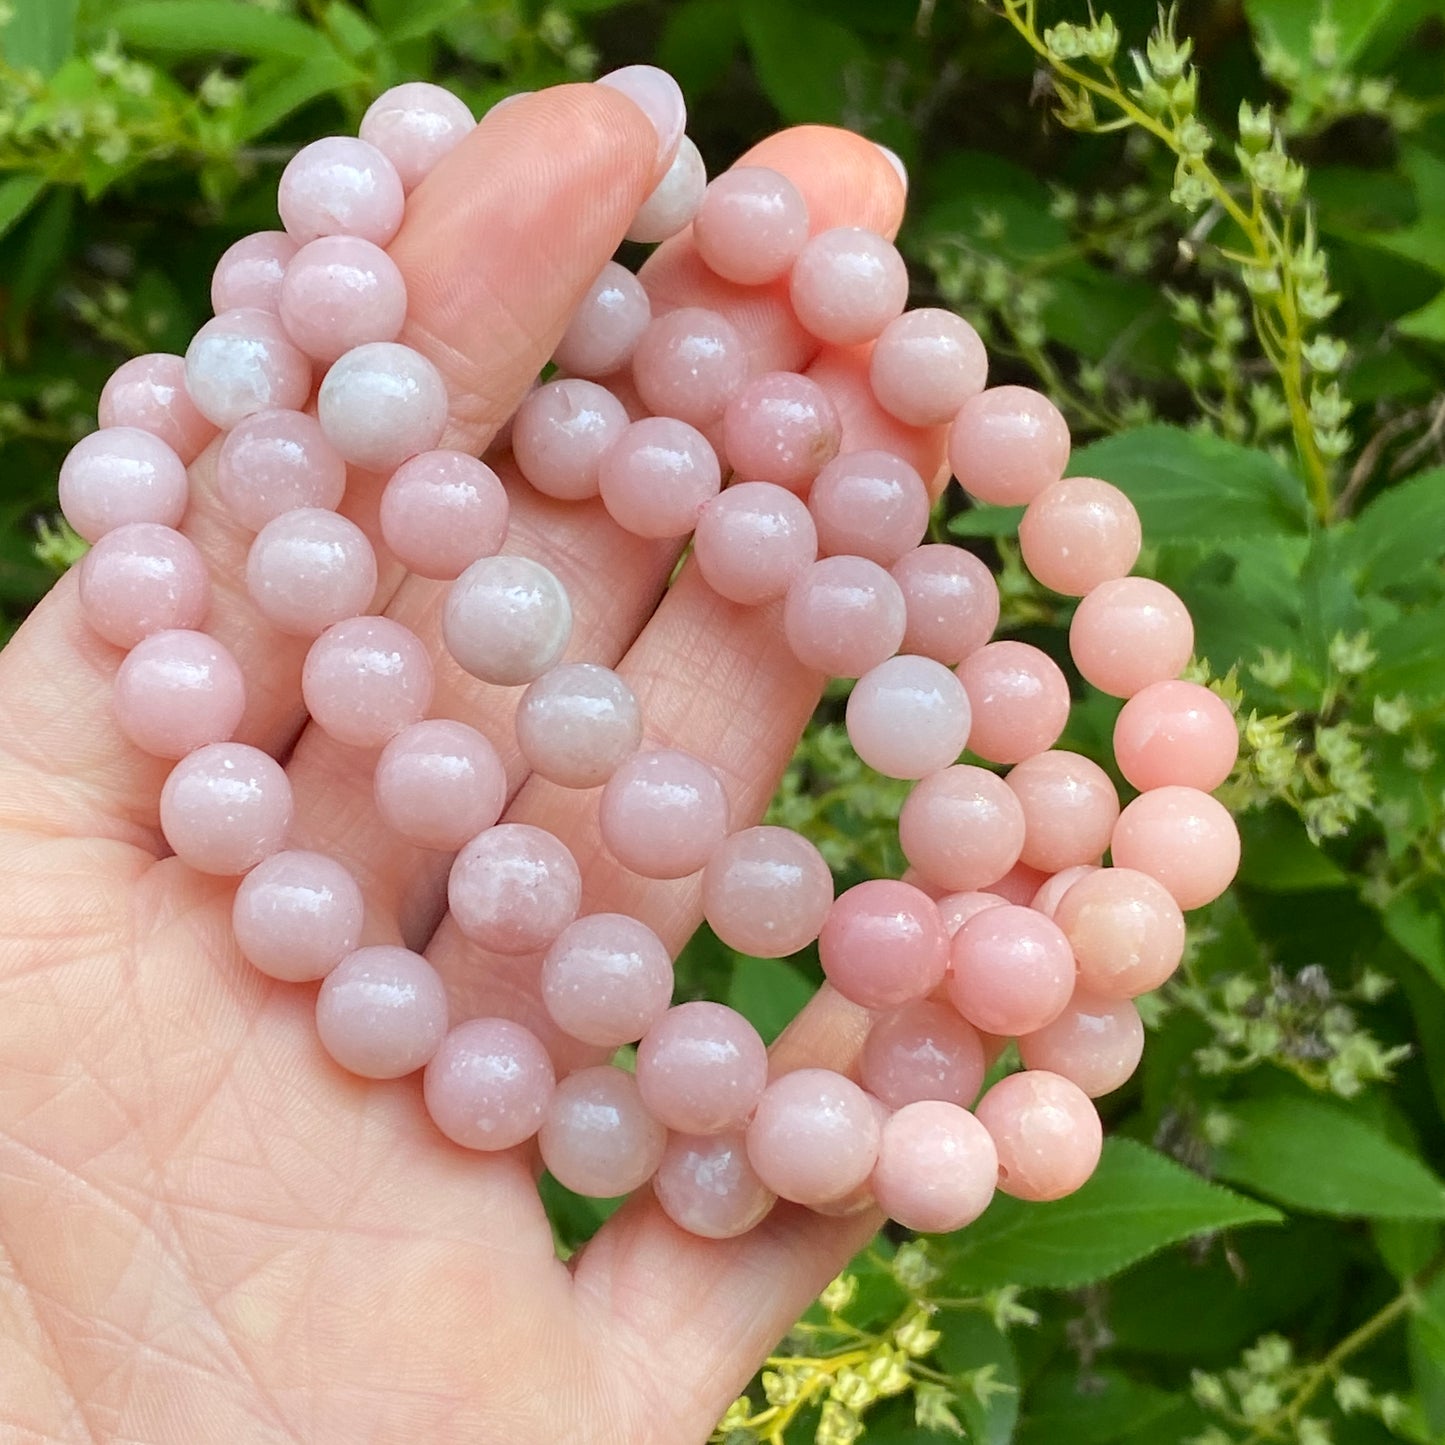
[60,66,1240,1241]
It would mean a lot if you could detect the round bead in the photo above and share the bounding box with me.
[211,231,298,314]
[245,508,377,638]
[515,662,642,789]
[746,1068,881,1207]
[512,378,630,502]
[1006,750,1120,873]
[232,850,364,983]
[539,1066,667,1199]
[159,742,293,876]
[1019,476,1142,596]
[783,555,907,678]
[819,878,950,1011]
[359,81,474,192]
[378,450,508,580]
[956,640,1071,764]
[1018,988,1144,1098]
[184,309,312,429]
[948,386,1070,506]
[692,481,818,606]
[946,904,1076,1036]
[59,427,188,543]
[78,523,210,650]
[847,654,972,779]
[598,415,721,539]
[989,859,1052,905]
[861,1000,986,1111]
[1070,577,1195,698]
[630,307,749,430]
[636,1001,768,1134]
[448,823,582,955]
[1113,679,1239,792]
[899,764,1025,893]
[278,235,408,364]
[693,166,809,285]
[553,261,651,379]
[374,718,507,850]
[789,227,909,346]
[652,1131,775,1240]
[701,824,833,958]
[1110,786,1240,911]
[871,1101,998,1233]
[216,409,348,532]
[442,555,573,687]
[278,136,405,247]
[541,913,674,1049]
[301,616,434,750]
[98,353,214,464]
[598,748,730,880]
[1053,866,1186,997]
[974,1069,1102,1202]
[721,372,842,493]
[315,945,449,1079]
[423,1018,556,1151]
[937,889,1009,937]
[809,450,930,567]
[892,544,999,666]
[625,134,707,244]
[868,308,988,427]
[113,629,246,759]
[1030,863,1099,919]
[317,342,449,473]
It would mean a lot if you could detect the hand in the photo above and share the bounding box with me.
[0,85,940,1444]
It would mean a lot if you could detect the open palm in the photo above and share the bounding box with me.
[0,87,942,1444]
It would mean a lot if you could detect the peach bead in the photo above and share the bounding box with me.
[423,1018,555,1152]
[359,81,475,192]
[819,879,950,1011]
[936,890,1008,938]
[159,742,293,876]
[625,134,706,244]
[692,482,818,605]
[1006,750,1120,873]
[652,1132,775,1240]
[1110,786,1240,911]
[948,385,1070,506]
[701,825,833,958]
[184,309,312,429]
[59,427,189,543]
[211,231,297,314]
[278,235,408,364]
[746,1068,881,1207]
[539,1066,667,1199]
[721,371,841,492]
[956,640,1071,764]
[1018,988,1144,1097]
[513,378,630,503]
[846,654,971,779]
[1053,866,1186,997]
[448,823,582,955]
[987,859,1051,906]
[597,415,721,538]
[516,663,642,789]
[277,136,405,247]
[783,555,907,678]
[373,719,507,850]
[946,904,1076,1036]
[809,450,930,567]
[599,748,730,880]
[541,913,674,1050]
[378,450,509,580]
[98,353,214,464]
[113,629,245,759]
[899,764,1025,893]
[316,946,448,1080]
[553,262,651,378]
[871,1101,998,1233]
[861,1000,986,1110]
[974,1069,1102,1201]
[869,308,988,428]
[245,508,378,639]
[216,409,347,533]
[317,341,448,473]
[302,616,434,750]
[635,1001,768,1135]
[789,228,909,346]
[1113,680,1239,792]
[693,166,809,285]
[891,544,1000,665]
[1019,476,1141,595]
[443,555,572,687]
[1069,577,1194,698]
[232,850,363,984]
[631,306,749,429]
[1030,863,1099,919]
[78,523,210,650]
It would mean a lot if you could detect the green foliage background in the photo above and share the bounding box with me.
[4,0,1445,1441]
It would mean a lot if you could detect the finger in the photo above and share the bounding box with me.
[0,83,662,844]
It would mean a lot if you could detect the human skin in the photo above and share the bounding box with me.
[0,87,946,1443]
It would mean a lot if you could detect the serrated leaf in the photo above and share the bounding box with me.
[0,174,46,244]
[940,1138,1279,1290]
[739,0,870,125]
[109,1,334,59]
[4,0,77,73]
[1367,599,1445,704]
[1214,1094,1445,1219]
[726,954,813,1045]
[1343,468,1445,586]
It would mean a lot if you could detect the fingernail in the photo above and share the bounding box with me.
[876,143,908,195]
[597,65,687,168]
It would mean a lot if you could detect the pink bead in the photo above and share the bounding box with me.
[625,135,706,243]
[721,372,842,492]
[278,235,408,364]
[98,353,214,465]
[359,81,474,192]
[113,629,246,759]
[1019,476,1141,596]
[789,227,909,346]
[636,1001,768,1134]
[936,890,1008,937]
[1030,863,1099,919]
[1113,680,1239,792]
[448,823,582,955]
[861,1000,986,1110]
[809,450,929,566]
[216,409,348,532]
[374,719,506,850]
[630,307,749,429]
[78,523,210,650]
[1006,750,1120,873]
[245,507,378,638]
[693,481,818,605]
[947,904,1076,1036]
[539,1065,667,1199]
[1018,988,1144,1098]
[783,555,907,677]
[597,64,687,168]
[871,1101,998,1233]
[746,1068,881,1207]
[513,379,630,502]
[59,427,188,543]
[819,878,950,1011]
[1110,786,1240,911]
[159,741,293,876]
[184,309,312,429]
[956,640,1071,765]
[1054,866,1186,997]
[317,341,449,473]
[892,544,1000,666]
[378,449,508,580]
[988,859,1052,906]
[974,1069,1102,1202]
[211,231,298,314]
[516,662,642,789]
[652,1131,775,1240]
[948,386,1071,506]
[302,616,434,750]
[541,913,674,1049]
[1070,577,1195,698]
[278,136,405,247]
[597,415,721,539]
[423,1017,556,1151]
[693,166,809,285]
[315,945,449,1080]
[553,262,652,378]
[846,654,971,779]
[599,748,730,880]
[701,825,833,958]
[232,850,364,983]
[442,555,572,687]
[899,764,1025,892]
[868,308,988,427]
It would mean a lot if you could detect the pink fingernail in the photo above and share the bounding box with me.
[597,65,686,167]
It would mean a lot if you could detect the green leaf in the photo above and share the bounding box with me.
[3,0,77,73]
[373,0,472,42]
[1397,287,1445,340]
[658,0,743,96]
[240,52,364,140]
[1244,0,1400,72]
[948,504,1023,539]
[1343,468,1445,586]
[1367,599,1445,704]
[934,1313,1018,1445]
[726,954,814,1045]
[1413,1274,1445,1437]
[739,0,870,125]
[1384,885,1445,991]
[1019,1368,1188,1445]
[1236,808,1350,892]
[109,1,334,59]
[0,174,47,245]
[1213,1095,1445,1219]
[940,1138,1280,1290]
